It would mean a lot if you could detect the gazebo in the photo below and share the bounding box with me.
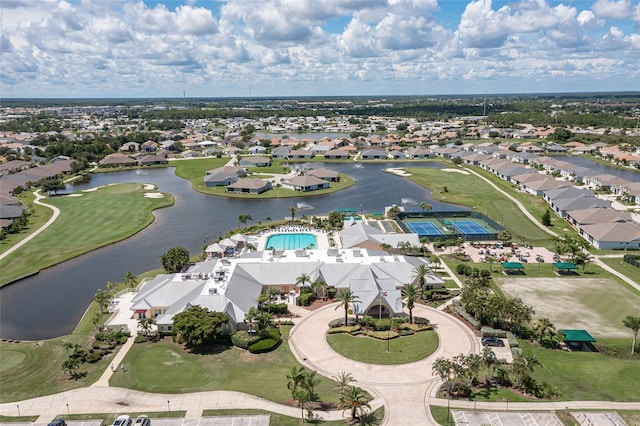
[500,261,525,274]
[553,262,578,274]
[560,329,596,351]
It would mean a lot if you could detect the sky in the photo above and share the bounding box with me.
[1,0,640,98]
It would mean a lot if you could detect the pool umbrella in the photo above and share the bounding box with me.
[219,238,237,248]
[205,243,225,254]
[230,233,247,243]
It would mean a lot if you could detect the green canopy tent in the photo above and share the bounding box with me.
[560,329,596,351]
[553,262,578,273]
[500,262,525,274]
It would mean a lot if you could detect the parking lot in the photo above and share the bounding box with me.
[462,242,557,265]
[0,417,271,426]
[479,337,513,363]
[452,410,562,425]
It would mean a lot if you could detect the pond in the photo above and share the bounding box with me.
[0,162,464,340]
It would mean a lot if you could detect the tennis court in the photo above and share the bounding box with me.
[405,220,445,236]
[452,220,493,235]
[400,214,501,241]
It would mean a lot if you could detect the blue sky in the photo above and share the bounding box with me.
[2,0,639,98]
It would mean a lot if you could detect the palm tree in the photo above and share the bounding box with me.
[287,366,307,420]
[335,289,359,326]
[429,254,441,271]
[339,386,372,420]
[419,201,432,213]
[295,273,312,291]
[412,263,430,291]
[330,371,356,398]
[311,279,327,300]
[532,317,556,344]
[138,318,156,336]
[123,271,138,289]
[401,283,421,324]
[92,289,111,314]
[387,205,401,219]
[510,353,541,388]
[623,315,640,354]
[480,347,499,387]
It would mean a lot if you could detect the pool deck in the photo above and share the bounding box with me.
[251,226,340,251]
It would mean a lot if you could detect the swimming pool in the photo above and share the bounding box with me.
[265,233,317,250]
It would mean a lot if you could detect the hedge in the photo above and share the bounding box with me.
[413,316,431,325]
[481,327,507,338]
[399,323,432,332]
[329,317,357,328]
[260,303,288,315]
[231,331,262,349]
[248,338,281,354]
[398,329,415,336]
[452,300,481,330]
[368,330,399,340]
[327,325,361,334]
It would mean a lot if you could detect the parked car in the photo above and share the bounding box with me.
[481,336,505,347]
[48,419,67,426]
[113,415,132,426]
[134,416,150,426]
[536,256,544,262]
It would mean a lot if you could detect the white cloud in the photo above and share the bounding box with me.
[592,0,633,20]
[0,0,638,97]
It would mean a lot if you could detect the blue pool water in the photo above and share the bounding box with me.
[265,233,317,250]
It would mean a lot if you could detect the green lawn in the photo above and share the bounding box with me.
[404,167,554,246]
[599,257,640,295]
[0,304,113,403]
[0,191,53,253]
[172,157,355,198]
[110,327,339,405]
[520,340,640,401]
[326,330,439,365]
[0,183,174,286]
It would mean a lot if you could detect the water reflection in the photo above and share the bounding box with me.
[0,162,462,340]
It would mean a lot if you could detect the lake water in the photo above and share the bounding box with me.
[553,155,640,182]
[0,161,462,340]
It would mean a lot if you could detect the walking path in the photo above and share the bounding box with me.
[464,167,639,290]
[0,190,59,261]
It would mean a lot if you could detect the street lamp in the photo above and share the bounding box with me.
[446,392,451,424]
[16,405,20,417]
[66,403,69,416]
[167,400,170,414]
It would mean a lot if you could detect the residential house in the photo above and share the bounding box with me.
[239,156,271,168]
[282,175,329,192]
[226,178,272,194]
[360,148,388,159]
[138,155,168,166]
[99,153,137,168]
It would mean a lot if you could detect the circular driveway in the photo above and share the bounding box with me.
[290,303,479,386]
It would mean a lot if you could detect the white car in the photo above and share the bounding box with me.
[134,416,150,426]
[113,416,132,426]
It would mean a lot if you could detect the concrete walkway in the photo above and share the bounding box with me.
[0,190,60,260]
[288,303,480,425]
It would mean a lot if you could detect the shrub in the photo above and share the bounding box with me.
[327,325,361,334]
[399,323,432,332]
[134,336,150,344]
[94,332,109,341]
[350,330,364,336]
[368,330,399,340]
[373,318,390,331]
[297,292,314,306]
[481,327,507,338]
[463,265,472,276]
[480,269,491,278]
[506,332,519,348]
[413,316,431,325]
[85,352,103,363]
[455,263,466,274]
[359,316,375,328]
[326,287,337,298]
[248,338,281,354]
[452,301,481,329]
[329,317,356,328]
[231,331,262,349]
[398,329,415,336]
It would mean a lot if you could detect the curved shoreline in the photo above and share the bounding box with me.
[0,185,175,288]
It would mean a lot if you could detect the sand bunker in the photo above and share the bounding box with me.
[441,168,470,175]
[64,194,83,197]
[82,186,104,192]
[144,184,155,190]
[143,193,164,198]
[386,168,412,176]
